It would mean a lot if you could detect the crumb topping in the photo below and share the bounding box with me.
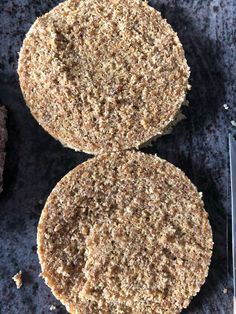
[18,0,190,153]
[37,151,213,313]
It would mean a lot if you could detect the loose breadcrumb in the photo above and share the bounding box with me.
[12,271,22,289]
[37,151,213,314]
[223,288,228,294]
[231,120,236,127]
[50,305,57,311]
[223,104,229,110]
[18,0,190,154]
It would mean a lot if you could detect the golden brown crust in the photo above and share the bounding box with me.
[18,0,190,154]
[37,151,213,313]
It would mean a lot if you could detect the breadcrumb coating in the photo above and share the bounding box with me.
[37,151,213,313]
[18,0,190,154]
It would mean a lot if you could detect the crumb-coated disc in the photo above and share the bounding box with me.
[37,151,213,313]
[19,0,190,154]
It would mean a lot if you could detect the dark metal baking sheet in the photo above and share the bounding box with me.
[0,0,235,313]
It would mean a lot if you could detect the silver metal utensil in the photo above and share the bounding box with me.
[229,134,236,313]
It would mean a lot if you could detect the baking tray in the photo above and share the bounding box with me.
[0,0,235,313]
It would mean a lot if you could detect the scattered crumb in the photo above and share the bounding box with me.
[38,199,43,205]
[199,192,203,198]
[223,104,229,110]
[12,271,22,289]
[231,120,236,127]
[50,305,56,311]
[223,288,227,294]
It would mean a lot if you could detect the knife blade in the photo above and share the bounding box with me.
[229,133,236,312]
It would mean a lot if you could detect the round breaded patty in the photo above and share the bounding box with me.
[37,151,213,313]
[18,0,190,154]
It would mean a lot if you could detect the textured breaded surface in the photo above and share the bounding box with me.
[0,106,7,193]
[18,0,190,154]
[37,151,213,313]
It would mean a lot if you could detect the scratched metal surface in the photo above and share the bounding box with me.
[0,0,235,313]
